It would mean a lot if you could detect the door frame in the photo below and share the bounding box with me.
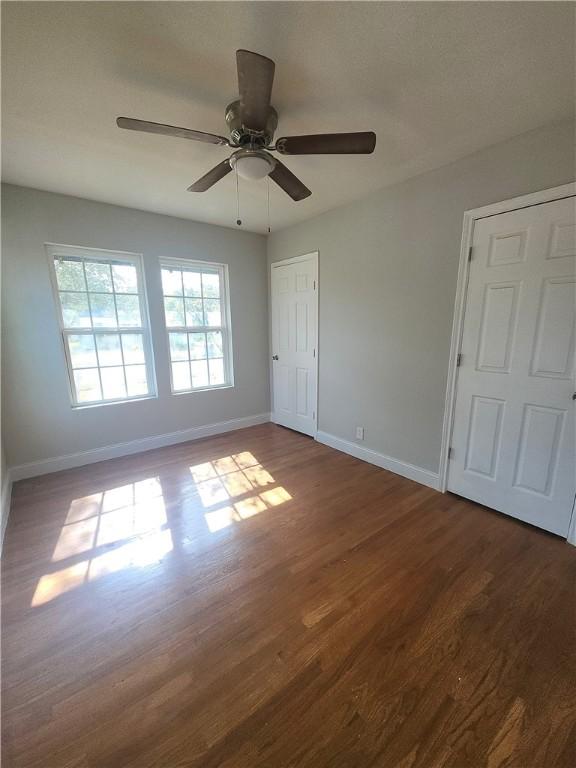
[270,251,319,436]
[439,183,576,523]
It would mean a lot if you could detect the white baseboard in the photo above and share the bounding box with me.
[1,471,13,554]
[9,413,271,482]
[316,431,441,491]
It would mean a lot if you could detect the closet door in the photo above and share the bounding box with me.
[448,197,575,535]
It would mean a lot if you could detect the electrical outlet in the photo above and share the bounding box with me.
[355,426,364,440]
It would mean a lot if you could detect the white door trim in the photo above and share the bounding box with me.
[568,496,576,546]
[439,183,576,512]
[272,252,319,268]
[270,251,319,436]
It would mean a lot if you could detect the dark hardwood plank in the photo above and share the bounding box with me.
[2,423,575,767]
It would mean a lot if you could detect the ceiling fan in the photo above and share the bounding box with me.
[117,49,376,202]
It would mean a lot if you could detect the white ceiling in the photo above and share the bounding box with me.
[2,2,574,234]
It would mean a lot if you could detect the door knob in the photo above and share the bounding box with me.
[573,393,576,401]
[272,355,279,361]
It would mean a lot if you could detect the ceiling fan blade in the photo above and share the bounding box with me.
[269,159,311,201]
[276,132,376,155]
[187,159,232,192]
[236,50,275,132]
[117,117,229,146]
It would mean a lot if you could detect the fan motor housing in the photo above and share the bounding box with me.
[225,100,278,147]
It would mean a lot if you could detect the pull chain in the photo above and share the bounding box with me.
[266,176,271,233]
[235,166,241,226]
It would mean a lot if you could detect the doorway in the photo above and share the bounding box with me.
[271,252,318,437]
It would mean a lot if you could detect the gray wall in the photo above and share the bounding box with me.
[2,185,269,467]
[3,119,574,474]
[267,119,575,474]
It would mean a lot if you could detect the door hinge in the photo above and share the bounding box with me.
[313,348,316,358]
[313,279,316,290]
[448,446,454,460]
[456,353,463,367]
[468,246,474,262]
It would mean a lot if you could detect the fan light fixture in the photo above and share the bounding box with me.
[230,150,275,180]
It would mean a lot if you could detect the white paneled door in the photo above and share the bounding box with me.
[271,253,318,437]
[449,196,576,536]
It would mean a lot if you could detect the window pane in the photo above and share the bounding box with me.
[96,334,123,366]
[68,334,97,368]
[204,299,221,326]
[160,261,231,394]
[90,293,117,328]
[189,332,207,360]
[116,295,141,327]
[172,361,191,391]
[112,264,138,294]
[169,332,189,361]
[209,358,225,386]
[202,272,220,298]
[61,292,91,328]
[185,298,204,327]
[125,365,148,396]
[164,297,185,326]
[191,360,209,388]
[162,268,183,296]
[74,368,101,403]
[101,366,127,399]
[206,331,223,358]
[52,250,152,406]
[183,271,202,297]
[121,333,145,364]
[85,262,112,292]
[55,260,85,291]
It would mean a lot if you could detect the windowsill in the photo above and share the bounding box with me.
[171,384,235,396]
[70,383,236,409]
[71,394,158,411]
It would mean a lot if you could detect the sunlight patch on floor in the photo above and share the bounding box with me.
[31,451,292,607]
[32,528,173,607]
[204,485,291,533]
[189,453,291,532]
[53,479,166,562]
[32,477,172,607]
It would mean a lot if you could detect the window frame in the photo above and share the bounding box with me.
[46,242,158,409]
[159,257,234,394]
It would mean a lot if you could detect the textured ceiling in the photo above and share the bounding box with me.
[2,1,574,234]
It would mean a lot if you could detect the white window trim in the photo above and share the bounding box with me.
[160,257,234,394]
[45,242,158,408]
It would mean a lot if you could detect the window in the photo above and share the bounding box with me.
[160,259,233,393]
[47,244,156,406]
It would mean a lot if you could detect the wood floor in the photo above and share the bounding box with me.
[2,424,575,768]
